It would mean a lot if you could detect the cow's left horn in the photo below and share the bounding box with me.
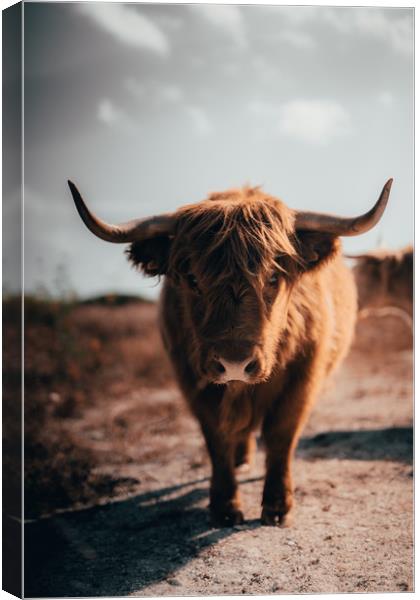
[68,181,175,243]
[294,178,393,237]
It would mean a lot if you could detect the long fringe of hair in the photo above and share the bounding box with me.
[169,187,301,289]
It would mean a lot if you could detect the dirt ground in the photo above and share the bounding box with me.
[16,298,412,596]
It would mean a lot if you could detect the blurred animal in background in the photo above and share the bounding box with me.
[349,245,413,329]
[69,178,392,526]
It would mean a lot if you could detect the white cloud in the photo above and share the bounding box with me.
[248,98,351,144]
[189,5,246,48]
[97,99,134,134]
[97,99,122,125]
[317,7,412,56]
[186,106,212,136]
[77,4,169,56]
[278,99,351,145]
[278,7,412,57]
[352,9,413,56]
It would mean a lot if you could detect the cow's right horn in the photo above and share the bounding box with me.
[68,181,175,243]
[295,178,393,237]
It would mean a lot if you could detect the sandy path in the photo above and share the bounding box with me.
[25,325,413,596]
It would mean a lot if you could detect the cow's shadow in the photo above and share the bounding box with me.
[24,475,261,598]
[298,426,413,464]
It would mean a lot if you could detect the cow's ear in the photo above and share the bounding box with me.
[295,231,340,271]
[126,235,172,277]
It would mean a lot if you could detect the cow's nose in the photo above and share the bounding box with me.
[215,356,261,382]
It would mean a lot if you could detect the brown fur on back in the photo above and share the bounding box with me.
[352,245,413,315]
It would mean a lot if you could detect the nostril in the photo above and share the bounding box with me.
[245,359,259,375]
[213,360,226,374]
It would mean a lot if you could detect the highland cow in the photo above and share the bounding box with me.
[350,245,412,318]
[69,178,392,526]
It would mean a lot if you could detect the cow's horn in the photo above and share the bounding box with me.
[294,178,393,237]
[68,181,175,243]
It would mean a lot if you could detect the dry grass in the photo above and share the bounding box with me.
[3,295,176,518]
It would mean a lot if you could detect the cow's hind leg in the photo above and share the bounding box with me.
[235,432,256,472]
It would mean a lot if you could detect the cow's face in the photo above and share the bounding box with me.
[170,255,295,385]
[128,188,338,385]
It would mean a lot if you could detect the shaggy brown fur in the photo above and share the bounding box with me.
[352,245,413,317]
[128,186,358,526]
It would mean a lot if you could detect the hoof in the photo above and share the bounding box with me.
[210,505,244,528]
[261,506,292,527]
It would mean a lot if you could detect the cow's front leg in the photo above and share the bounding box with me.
[188,383,247,526]
[261,368,319,526]
[261,433,295,526]
[201,421,244,526]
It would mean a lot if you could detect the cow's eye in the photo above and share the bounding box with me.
[268,271,280,286]
[187,274,200,292]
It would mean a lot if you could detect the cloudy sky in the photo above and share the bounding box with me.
[9,3,414,299]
